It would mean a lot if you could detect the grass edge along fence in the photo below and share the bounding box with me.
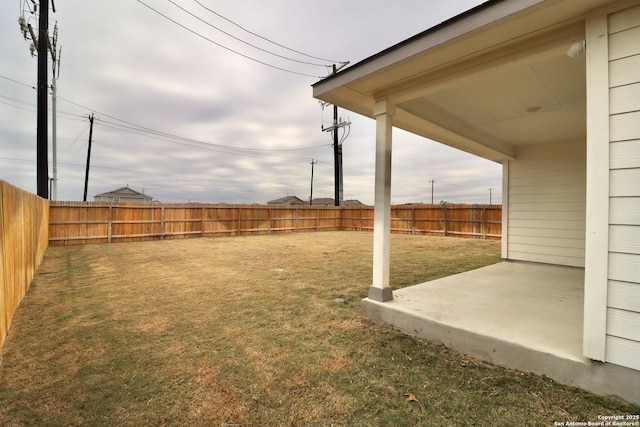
[49,202,501,246]
[0,181,49,349]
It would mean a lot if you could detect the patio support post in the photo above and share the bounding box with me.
[369,100,395,302]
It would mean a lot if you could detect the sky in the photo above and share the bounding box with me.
[0,0,502,205]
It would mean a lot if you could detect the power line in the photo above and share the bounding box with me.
[58,124,89,162]
[0,156,36,163]
[0,95,89,123]
[98,118,326,155]
[0,99,36,113]
[192,0,344,64]
[93,137,315,179]
[314,162,370,178]
[0,98,84,122]
[95,120,324,163]
[51,93,327,155]
[0,155,253,186]
[0,74,35,88]
[166,0,329,67]
[1,76,331,189]
[83,118,326,168]
[2,76,327,157]
[135,0,323,78]
[0,88,326,166]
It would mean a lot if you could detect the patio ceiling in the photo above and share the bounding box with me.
[312,0,610,163]
[397,40,586,149]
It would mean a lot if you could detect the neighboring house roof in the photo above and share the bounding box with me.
[94,186,153,202]
[267,195,307,205]
[267,196,365,206]
[309,198,335,206]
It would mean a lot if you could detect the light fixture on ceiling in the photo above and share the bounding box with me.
[567,40,586,58]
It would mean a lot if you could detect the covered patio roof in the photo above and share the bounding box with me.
[311,0,612,162]
[312,0,640,404]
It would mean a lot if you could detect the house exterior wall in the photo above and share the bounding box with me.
[505,140,586,267]
[605,3,640,372]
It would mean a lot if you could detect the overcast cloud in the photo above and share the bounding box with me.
[1,0,501,205]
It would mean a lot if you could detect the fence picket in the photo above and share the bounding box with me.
[0,181,49,348]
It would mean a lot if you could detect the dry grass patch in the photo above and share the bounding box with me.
[0,232,637,426]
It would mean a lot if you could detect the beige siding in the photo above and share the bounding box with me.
[609,54,640,87]
[610,83,640,114]
[610,140,640,169]
[506,140,586,267]
[608,280,640,311]
[606,336,640,371]
[608,25,640,60]
[606,4,640,371]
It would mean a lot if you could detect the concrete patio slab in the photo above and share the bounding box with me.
[361,261,640,405]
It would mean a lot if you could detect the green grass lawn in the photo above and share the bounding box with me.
[0,232,637,426]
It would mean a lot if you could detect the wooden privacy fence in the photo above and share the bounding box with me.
[0,181,49,349]
[49,202,501,245]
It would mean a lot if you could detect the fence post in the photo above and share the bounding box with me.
[201,206,205,237]
[482,206,486,239]
[108,204,113,243]
[443,204,448,236]
[412,206,416,235]
[160,206,165,239]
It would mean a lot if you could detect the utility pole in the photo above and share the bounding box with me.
[429,179,436,205]
[331,64,341,206]
[50,25,60,200]
[36,0,49,198]
[19,0,57,198]
[489,187,493,205]
[333,95,340,206]
[83,113,94,202]
[338,141,343,205]
[309,159,317,205]
[320,62,350,207]
[51,63,58,200]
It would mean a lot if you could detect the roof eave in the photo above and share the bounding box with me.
[312,0,544,97]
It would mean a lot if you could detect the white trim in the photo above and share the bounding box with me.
[583,8,610,361]
[501,160,510,259]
